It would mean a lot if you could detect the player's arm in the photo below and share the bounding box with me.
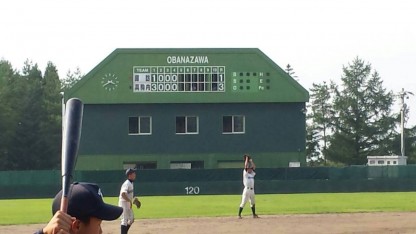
[250,158,256,170]
[121,184,133,205]
[121,191,132,204]
[37,210,74,234]
[120,183,131,202]
[121,192,133,208]
[121,192,130,202]
[244,155,250,169]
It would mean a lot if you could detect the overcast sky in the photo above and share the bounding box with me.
[1,0,415,126]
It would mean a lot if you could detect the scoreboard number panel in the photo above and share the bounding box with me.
[133,66,225,93]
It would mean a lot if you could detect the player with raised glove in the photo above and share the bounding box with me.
[238,154,259,219]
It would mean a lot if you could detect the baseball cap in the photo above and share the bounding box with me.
[125,168,136,176]
[52,182,123,221]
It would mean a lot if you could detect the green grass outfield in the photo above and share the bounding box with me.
[1,192,416,225]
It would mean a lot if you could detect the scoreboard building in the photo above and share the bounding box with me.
[65,48,309,170]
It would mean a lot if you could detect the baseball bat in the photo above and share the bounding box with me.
[60,98,84,213]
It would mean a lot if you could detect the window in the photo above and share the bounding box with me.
[377,160,385,165]
[223,115,245,134]
[136,161,157,170]
[176,116,198,134]
[123,162,157,170]
[217,160,242,169]
[128,116,152,135]
[170,161,204,169]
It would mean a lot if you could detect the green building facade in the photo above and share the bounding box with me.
[65,48,309,170]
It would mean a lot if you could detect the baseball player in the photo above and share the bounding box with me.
[34,182,123,234]
[238,154,259,219]
[119,168,137,234]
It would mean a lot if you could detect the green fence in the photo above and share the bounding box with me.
[1,166,416,199]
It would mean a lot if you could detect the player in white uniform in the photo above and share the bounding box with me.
[119,168,136,234]
[238,154,259,219]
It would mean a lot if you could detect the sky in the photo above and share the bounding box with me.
[1,0,415,126]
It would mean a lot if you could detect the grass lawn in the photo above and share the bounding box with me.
[1,192,416,225]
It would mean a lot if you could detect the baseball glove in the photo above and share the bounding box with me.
[133,197,141,209]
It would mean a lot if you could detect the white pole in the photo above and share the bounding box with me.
[400,89,405,157]
[399,88,414,157]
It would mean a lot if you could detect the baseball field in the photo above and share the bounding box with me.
[1,192,416,233]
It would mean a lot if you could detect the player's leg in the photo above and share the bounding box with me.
[249,191,259,218]
[251,205,258,218]
[120,201,130,234]
[121,225,128,234]
[238,188,249,218]
[126,208,134,231]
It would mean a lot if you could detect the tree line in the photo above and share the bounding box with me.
[287,59,416,166]
[0,58,414,170]
[0,59,81,170]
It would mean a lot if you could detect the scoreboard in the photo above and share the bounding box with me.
[131,66,273,94]
[68,48,309,104]
[133,66,225,92]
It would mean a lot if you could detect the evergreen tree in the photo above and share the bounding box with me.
[391,126,416,163]
[39,62,63,169]
[62,67,83,90]
[0,60,18,170]
[325,58,396,165]
[0,60,64,170]
[285,64,298,80]
[405,126,416,163]
[305,122,322,166]
[8,60,46,169]
[307,81,335,164]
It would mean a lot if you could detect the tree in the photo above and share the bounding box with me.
[4,61,63,169]
[285,64,298,80]
[325,58,396,165]
[307,81,335,164]
[39,62,63,168]
[0,60,18,169]
[405,126,416,163]
[62,67,83,90]
[391,126,416,163]
[305,122,322,166]
[7,60,46,169]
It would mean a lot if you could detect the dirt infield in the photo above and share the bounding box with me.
[2,212,416,234]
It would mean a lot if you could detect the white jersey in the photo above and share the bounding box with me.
[119,179,134,202]
[242,169,256,189]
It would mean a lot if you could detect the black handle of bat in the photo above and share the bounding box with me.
[61,98,84,212]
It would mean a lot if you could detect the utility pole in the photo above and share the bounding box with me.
[399,88,414,156]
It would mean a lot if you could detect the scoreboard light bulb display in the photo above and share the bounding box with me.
[133,66,225,92]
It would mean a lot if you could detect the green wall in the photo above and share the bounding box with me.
[76,103,306,170]
[2,166,416,199]
[76,152,303,170]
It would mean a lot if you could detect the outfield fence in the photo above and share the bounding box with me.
[1,165,416,199]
